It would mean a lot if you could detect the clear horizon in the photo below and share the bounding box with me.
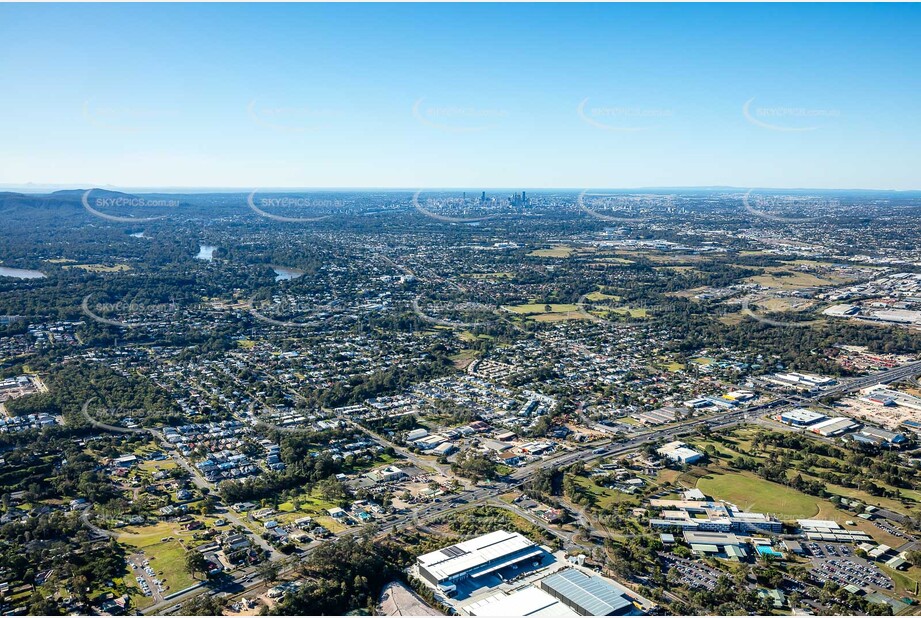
[2,3,920,190]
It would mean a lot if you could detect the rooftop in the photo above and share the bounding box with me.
[417,530,538,582]
[683,531,744,546]
[463,586,579,617]
[538,568,635,616]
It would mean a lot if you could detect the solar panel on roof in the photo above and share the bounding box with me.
[441,546,467,558]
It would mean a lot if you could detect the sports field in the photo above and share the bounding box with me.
[745,267,848,290]
[503,303,580,314]
[696,471,820,520]
[528,246,574,258]
[585,291,622,301]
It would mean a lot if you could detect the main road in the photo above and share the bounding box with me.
[147,358,921,614]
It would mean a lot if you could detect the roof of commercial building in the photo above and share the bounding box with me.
[684,531,743,546]
[416,530,537,582]
[805,531,872,542]
[886,557,907,569]
[783,540,803,551]
[780,408,827,424]
[656,441,702,461]
[464,587,579,617]
[810,416,860,434]
[797,519,841,531]
[649,499,722,509]
[730,510,776,522]
[859,426,907,442]
[649,518,698,529]
[539,568,634,616]
[725,545,747,558]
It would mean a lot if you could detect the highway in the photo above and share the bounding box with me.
[146,358,921,614]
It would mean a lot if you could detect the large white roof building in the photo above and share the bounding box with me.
[656,441,703,464]
[417,530,544,586]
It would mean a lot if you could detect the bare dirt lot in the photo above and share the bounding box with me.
[839,397,919,430]
[378,580,442,616]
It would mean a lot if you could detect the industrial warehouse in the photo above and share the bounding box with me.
[415,530,547,593]
[414,531,650,615]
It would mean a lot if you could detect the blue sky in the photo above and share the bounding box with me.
[1,3,919,190]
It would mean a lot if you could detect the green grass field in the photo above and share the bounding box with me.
[696,470,820,520]
[691,438,741,461]
[528,246,574,258]
[569,475,639,509]
[592,256,634,264]
[588,306,648,319]
[464,272,513,279]
[118,522,199,597]
[274,488,342,524]
[745,268,848,290]
[533,312,588,322]
[585,291,622,301]
[503,303,580,314]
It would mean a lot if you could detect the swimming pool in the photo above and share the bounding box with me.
[756,545,783,558]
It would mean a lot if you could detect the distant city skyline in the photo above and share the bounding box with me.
[2,3,919,190]
[4,184,921,194]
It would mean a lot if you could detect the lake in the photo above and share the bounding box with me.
[0,266,46,280]
[196,245,217,261]
[273,266,305,282]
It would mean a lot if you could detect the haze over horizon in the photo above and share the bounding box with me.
[4,184,921,194]
[2,3,919,189]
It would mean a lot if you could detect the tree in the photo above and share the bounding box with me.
[257,560,280,585]
[906,549,921,568]
[176,594,226,616]
[316,478,348,503]
[27,592,62,616]
[866,602,893,616]
[185,551,209,579]
[450,450,498,483]
[199,495,217,515]
[71,573,91,604]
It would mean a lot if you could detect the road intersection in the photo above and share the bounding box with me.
[141,359,921,614]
